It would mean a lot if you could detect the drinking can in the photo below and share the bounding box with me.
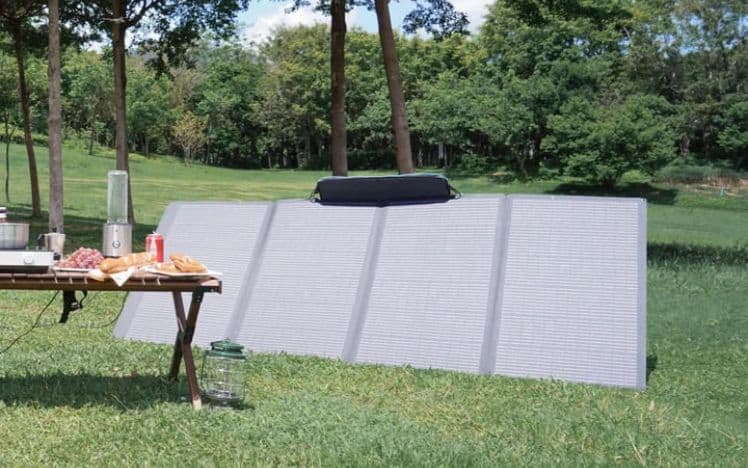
[145,232,164,262]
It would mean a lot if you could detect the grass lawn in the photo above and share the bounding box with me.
[0,143,746,466]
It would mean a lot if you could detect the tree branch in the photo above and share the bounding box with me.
[127,0,164,27]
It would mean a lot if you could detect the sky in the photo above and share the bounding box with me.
[237,1,493,45]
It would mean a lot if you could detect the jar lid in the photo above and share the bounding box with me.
[208,339,246,359]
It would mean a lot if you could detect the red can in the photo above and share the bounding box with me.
[145,232,164,262]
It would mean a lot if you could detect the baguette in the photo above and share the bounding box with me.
[99,252,155,274]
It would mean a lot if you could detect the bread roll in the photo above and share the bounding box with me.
[169,253,207,273]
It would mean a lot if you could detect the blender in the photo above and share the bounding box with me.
[102,170,132,257]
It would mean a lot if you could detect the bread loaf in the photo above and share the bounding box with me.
[169,253,207,273]
[99,252,155,274]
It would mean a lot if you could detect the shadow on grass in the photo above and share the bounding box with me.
[0,372,186,409]
[547,182,678,205]
[646,354,658,382]
[649,242,748,266]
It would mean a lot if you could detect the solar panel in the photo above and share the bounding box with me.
[354,197,505,372]
[114,201,274,347]
[231,201,378,358]
[492,195,646,389]
[114,195,646,389]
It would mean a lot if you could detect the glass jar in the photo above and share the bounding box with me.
[200,340,248,408]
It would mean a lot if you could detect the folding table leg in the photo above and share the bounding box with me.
[169,290,205,410]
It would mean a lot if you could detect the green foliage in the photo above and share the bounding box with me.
[0,52,18,120]
[256,25,330,169]
[193,44,264,167]
[127,60,175,155]
[654,158,746,183]
[411,72,480,149]
[718,100,748,163]
[544,95,677,186]
[61,49,112,140]
[446,153,497,177]
[0,125,48,146]
[6,0,748,179]
[172,111,207,165]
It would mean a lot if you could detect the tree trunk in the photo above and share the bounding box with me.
[89,124,95,155]
[4,112,12,202]
[112,0,134,224]
[374,0,413,174]
[303,131,311,169]
[330,0,348,176]
[12,24,41,216]
[47,0,64,233]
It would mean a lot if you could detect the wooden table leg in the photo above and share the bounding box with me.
[169,290,205,410]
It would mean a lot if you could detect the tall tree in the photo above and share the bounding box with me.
[111,0,130,221]
[376,0,466,173]
[330,0,348,175]
[289,0,368,173]
[292,0,466,174]
[0,0,45,216]
[374,0,413,173]
[47,0,63,232]
[0,50,18,202]
[76,0,249,223]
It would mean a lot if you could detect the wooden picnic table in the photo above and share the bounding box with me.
[0,269,222,410]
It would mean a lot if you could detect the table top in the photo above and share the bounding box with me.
[0,270,222,293]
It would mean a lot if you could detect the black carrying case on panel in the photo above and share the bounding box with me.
[311,173,460,207]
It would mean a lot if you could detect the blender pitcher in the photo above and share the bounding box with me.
[102,170,132,257]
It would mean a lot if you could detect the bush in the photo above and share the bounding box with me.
[543,95,677,187]
[654,159,745,183]
[446,153,497,177]
[347,149,396,171]
[0,126,49,147]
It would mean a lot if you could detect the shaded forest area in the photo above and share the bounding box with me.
[1,0,746,187]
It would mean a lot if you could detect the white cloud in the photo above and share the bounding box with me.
[450,0,492,32]
[239,1,489,46]
[242,3,360,45]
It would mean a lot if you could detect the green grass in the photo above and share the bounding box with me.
[1,143,746,466]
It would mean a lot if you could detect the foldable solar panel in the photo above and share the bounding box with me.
[232,201,378,358]
[492,195,646,389]
[114,194,646,389]
[114,201,274,347]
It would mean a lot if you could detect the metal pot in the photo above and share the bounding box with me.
[0,223,30,249]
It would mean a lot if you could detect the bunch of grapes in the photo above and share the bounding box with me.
[57,247,104,269]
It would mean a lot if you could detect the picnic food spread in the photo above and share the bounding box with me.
[0,194,216,284]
